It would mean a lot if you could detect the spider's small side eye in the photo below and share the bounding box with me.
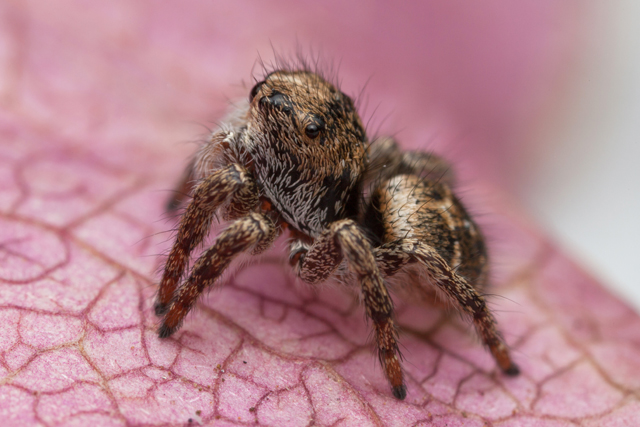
[250,81,265,102]
[305,118,325,139]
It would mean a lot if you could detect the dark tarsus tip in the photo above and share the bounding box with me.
[154,302,168,317]
[504,363,520,376]
[158,323,175,339]
[392,385,407,400]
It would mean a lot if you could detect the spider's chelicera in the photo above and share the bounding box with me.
[155,69,519,400]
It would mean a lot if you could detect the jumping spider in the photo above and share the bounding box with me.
[155,69,519,400]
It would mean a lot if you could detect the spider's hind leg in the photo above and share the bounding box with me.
[368,171,519,376]
[375,240,519,375]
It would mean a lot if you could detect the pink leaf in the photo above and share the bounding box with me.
[1,1,639,426]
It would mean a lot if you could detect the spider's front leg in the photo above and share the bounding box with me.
[155,163,259,316]
[374,241,519,376]
[292,220,407,400]
[158,212,276,338]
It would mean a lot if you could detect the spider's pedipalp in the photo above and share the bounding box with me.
[158,212,276,338]
[293,219,406,399]
[155,161,259,316]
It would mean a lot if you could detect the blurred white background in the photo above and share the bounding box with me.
[520,0,640,311]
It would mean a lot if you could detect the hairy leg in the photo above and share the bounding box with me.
[158,212,276,338]
[294,220,406,399]
[374,240,519,375]
[155,163,258,316]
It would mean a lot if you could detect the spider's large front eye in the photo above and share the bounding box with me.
[305,118,325,139]
[249,81,265,102]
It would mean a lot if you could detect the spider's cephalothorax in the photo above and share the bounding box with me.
[244,70,367,236]
[155,69,519,400]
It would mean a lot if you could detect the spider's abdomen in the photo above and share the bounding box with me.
[366,174,488,287]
